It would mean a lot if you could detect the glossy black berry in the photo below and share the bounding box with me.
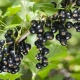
[14,67,20,72]
[8,59,14,67]
[2,65,8,72]
[74,23,79,29]
[42,62,48,67]
[3,47,9,55]
[65,22,73,29]
[35,53,43,61]
[36,44,44,51]
[44,32,54,40]
[76,27,80,32]
[2,57,8,65]
[59,27,67,36]
[51,26,57,33]
[45,19,51,27]
[42,47,49,55]
[35,39,43,46]
[14,29,18,37]
[42,57,48,63]
[31,20,38,27]
[73,9,79,19]
[66,11,72,19]
[39,20,44,26]
[36,24,44,33]
[37,34,43,40]
[7,29,13,36]
[6,37,14,45]
[56,34,61,41]
[25,43,31,51]
[36,63,42,69]
[29,27,36,34]
[60,38,67,46]
[23,50,28,55]
[66,32,72,40]
[61,0,67,7]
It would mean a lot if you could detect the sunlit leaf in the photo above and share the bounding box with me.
[3,5,21,18]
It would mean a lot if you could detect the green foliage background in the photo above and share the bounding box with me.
[0,0,80,80]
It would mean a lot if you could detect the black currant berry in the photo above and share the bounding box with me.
[59,27,67,36]
[45,19,51,28]
[66,32,72,40]
[7,29,13,36]
[65,22,73,29]
[42,62,48,67]
[51,26,57,33]
[44,31,54,40]
[31,20,38,27]
[36,63,42,69]
[6,37,14,45]
[36,44,44,51]
[39,20,44,26]
[74,23,79,29]
[35,53,43,61]
[73,9,79,19]
[36,24,44,33]
[66,11,72,19]
[42,47,49,55]
[56,34,61,41]
[61,0,67,7]
[29,27,36,34]
[25,43,31,51]
[60,38,67,46]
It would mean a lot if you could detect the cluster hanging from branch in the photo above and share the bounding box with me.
[0,0,80,74]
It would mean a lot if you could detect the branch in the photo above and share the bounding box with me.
[17,31,30,43]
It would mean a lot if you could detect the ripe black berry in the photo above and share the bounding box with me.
[36,63,42,69]
[44,31,54,40]
[65,22,73,29]
[45,19,51,27]
[31,20,38,27]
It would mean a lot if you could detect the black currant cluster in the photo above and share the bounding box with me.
[29,0,80,69]
[61,0,80,7]
[30,19,54,69]
[0,27,31,74]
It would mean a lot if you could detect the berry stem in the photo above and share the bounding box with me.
[17,31,30,43]
[0,20,7,26]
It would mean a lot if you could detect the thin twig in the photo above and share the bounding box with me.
[0,20,7,26]
[17,31,30,43]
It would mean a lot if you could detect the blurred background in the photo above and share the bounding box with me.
[0,0,80,80]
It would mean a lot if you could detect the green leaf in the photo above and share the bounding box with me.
[48,74,64,80]
[0,0,10,7]
[38,62,58,79]
[3,5,21,18]
[23,44,67,79]
[47,44,67,62]
[3,73,22,80]
[11,14,22,24]
[0,73,5,79]
[4,24,20,29]
[71,73,80,80]
[41,7,58,16]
